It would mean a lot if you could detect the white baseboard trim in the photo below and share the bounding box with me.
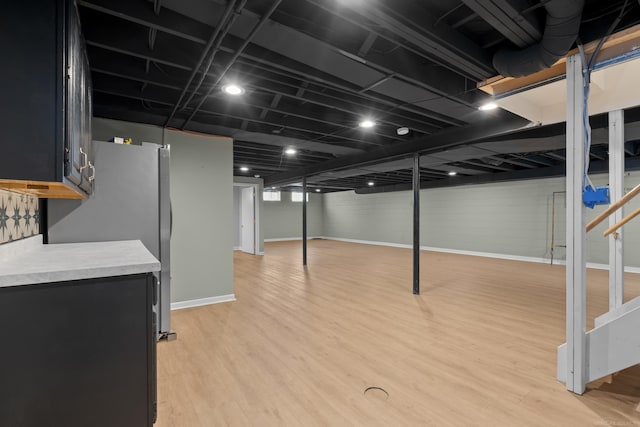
[324,236,411,249]
[171,294,236,310]
[233,246,241,251]
[234,248,264,255]
[264,236,323,242]
[585,262,640,274]
[419,245,550,264]
[321,236,640,273]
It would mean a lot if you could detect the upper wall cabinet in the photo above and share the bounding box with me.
[0,0,93,199]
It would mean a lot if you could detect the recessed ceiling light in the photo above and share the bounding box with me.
[222,84,245,96]
[478,102,498,111]
[239,166,249,172]
[315,189,321,192]
[397,127,410,136]
[359,119,376,128]
[254,174,261,178]
[285,148,297,155]
[448,171,457,176]
[367,181,375,186]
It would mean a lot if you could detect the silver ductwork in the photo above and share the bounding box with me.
[493,0,585,77]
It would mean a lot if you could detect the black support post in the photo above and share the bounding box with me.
[413,153,420,295]
[302,176,308,266]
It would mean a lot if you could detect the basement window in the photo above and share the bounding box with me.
[291,192,309,202]
[263,191,281,201]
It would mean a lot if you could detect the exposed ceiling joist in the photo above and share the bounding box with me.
[326,0,494,79]
[264,114,532,186]
[460,0,541,48]
[79,0,640,192]
[356,157,640,194]
[79,0,210,44]
[304,0,481,101]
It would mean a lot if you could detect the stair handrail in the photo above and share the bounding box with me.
[586,183,640,232]
[604,207,640,236]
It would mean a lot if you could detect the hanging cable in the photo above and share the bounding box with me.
[580,0,629,200]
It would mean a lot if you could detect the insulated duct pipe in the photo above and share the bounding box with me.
[493,0,585,77]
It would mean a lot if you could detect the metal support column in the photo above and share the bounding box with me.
[302,176,307,266]
[609,110,625,310]
[564,54,587,394]
[413,153,420,295]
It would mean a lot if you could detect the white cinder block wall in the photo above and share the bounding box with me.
[265,171,640,267]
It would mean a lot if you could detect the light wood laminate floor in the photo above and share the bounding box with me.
[157,240,640,426]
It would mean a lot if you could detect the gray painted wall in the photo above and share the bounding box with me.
[93,118,234,302]
[323,171,640,267]
[164,129,234,302]
[263,192,324,239]
[323,190,411,245]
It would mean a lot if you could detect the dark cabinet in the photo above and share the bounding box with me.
[0,0,93,198]
[66,2,94,193]
[0,273,157,427]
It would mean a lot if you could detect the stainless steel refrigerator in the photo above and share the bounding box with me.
[48,140,173,340]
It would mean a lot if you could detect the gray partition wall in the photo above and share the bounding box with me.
[87,118,235,305]
[263,192,324,240]
[321,172,640,268]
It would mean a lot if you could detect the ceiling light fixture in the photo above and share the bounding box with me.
[285,148,297,155]
[315,189,321,192]
[359,119,376,128]
[478,102,498,111]
[367,181,375,186]
[397,127,410,136]
[448,171,457,176]
[239,166,249,172]
[222,84,245,96]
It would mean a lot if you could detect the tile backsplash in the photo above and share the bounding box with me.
[0,189,39,245]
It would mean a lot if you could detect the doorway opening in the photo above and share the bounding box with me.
[233,183,260,255]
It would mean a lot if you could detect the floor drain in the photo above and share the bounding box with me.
[364,386,389,402]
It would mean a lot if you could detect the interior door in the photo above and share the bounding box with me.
[241,187,255,254]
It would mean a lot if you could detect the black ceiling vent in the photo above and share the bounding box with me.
[493,0,585,78]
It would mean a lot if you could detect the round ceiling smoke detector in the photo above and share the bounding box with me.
[396,127,409,136]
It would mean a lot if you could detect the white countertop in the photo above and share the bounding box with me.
[0,235,161,287]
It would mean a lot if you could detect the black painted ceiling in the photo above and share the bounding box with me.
[79,0,640,192]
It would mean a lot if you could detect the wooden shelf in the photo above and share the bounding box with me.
[478,24,640,97]
[0,179,85,199]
